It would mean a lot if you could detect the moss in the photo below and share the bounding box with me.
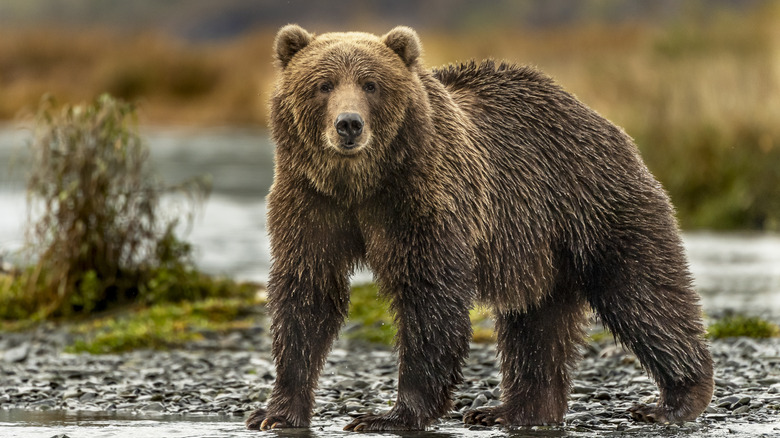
[65,297,264,354]
[707,315,780,339]
[345,283,396,345]
[588,328,614,344]
[0,263,260,321]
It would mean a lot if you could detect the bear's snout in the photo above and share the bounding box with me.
[335,112,364,147]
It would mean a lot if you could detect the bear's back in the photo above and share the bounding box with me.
[431,60,677,306]
[430,59,654,213]
[433,59,550,94]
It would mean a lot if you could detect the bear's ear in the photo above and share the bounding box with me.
[274,24,313,69]
[382,26,422,68]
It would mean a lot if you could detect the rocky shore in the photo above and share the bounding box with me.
[2,324,780,436]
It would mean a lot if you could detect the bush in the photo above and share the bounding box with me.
[2,94,211,320]
[636,119,780,231]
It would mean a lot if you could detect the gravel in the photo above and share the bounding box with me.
[2,323,780,436]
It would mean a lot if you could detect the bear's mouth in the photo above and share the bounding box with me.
[327,132,371,156]
[335,140,365,156]
[342,140,358,149]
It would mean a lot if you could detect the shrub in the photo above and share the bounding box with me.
[4,94,210,319]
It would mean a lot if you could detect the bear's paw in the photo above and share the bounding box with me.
[463,406,508,427]
[245,408,297,430]
[629,403,671,424]
[343,411,422,432]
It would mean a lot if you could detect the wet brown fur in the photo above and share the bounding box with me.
[246,24,714,432]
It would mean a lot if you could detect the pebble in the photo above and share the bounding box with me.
[1,323,780,436]
[2,342,29,363]
[470,393,488,409]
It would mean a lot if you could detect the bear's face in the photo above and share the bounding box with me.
[272,25,422,160]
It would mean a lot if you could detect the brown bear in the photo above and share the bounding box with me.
[245,24,714,432]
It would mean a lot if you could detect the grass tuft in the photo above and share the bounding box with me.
[708,315,780,339]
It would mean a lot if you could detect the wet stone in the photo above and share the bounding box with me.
[470,393,488,409]
[736,396,752,407]
[718,395,743,408]
[141,402,166,412]
[3,343,30,363]
[572,384,598,394]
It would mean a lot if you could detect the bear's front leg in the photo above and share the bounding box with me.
[247,182,361,430]
[345,224,475,431]
[246,269,351,430]
[343,289,473,431]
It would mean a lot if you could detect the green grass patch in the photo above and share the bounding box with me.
[588,328,614,344]
[346,283,396,345]
[18,280,779,354]
[0,264,261,322]
[66,296,264,354]
[470,306,496,343]
[346,283,497,345]
[707,314,780,339]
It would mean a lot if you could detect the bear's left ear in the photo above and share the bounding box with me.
[382,26,422,68]
[274,24,313,69]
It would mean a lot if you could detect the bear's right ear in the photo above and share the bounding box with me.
[382,26,421,68]
[274,24,313,69]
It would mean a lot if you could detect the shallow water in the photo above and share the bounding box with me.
[0,409,554,438]
[1,409,779,438]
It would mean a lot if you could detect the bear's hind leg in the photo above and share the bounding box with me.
[465,293,586,426]
[586,256,714,423]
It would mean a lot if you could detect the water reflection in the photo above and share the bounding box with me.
[4,409,780,437]
[0,409,573,438]
[0,409,248,438]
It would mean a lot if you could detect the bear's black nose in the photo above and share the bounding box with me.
[335,113,364,143]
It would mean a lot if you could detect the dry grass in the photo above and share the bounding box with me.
[0,27,277,126]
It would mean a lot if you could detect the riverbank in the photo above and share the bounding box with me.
[2,323,779,437]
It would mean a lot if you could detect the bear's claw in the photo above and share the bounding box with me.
[343,412,417,432]
[245,408,266,430]
[245,408,294,430]
[463,407,507,427]
[629,403,670,424]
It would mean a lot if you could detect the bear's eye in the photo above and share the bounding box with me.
[362,82,377,93]
[319,82,334,94]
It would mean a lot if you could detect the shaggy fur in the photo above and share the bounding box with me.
[246,24,714,432]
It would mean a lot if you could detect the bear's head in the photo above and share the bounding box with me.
[271,25,425,175]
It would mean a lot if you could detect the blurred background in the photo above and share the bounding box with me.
[1,0,779,313]
[1,0,779,229]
